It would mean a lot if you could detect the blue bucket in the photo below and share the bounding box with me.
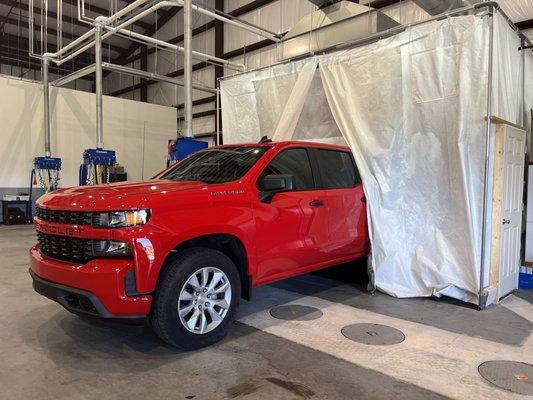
[519,268,533,290]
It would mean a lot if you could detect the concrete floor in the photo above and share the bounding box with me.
[1,225,531,400]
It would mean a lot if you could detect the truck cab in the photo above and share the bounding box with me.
[30,141,369,349]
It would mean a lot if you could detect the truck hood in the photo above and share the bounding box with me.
[37,180,209,211]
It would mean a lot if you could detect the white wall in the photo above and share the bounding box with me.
[0,74,177,188]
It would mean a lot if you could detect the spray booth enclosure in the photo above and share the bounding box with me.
[220,5,533,307]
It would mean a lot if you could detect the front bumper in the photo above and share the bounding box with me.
[29,245,152,318]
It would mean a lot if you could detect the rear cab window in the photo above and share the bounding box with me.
[314,149,361,189]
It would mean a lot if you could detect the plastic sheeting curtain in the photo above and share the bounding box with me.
[221,59,345,145]
[319,15,490,303]
[220,12,528,305]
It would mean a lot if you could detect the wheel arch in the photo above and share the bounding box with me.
[159,233,252,300]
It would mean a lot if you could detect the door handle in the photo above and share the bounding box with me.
[309,199,325,207]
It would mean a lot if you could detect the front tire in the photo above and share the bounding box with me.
[150,248,241,350]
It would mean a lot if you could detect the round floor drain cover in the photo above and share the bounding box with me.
[270,305,323,321]
[341,323,405,345]
[478,361,533,395]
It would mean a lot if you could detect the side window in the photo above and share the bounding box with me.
[316,149,360,189]
[261,148,315,190]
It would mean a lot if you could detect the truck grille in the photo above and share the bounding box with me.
[37,232,93,263]
[36,207,93,225]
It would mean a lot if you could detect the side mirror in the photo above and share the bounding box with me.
[259,174,295,203]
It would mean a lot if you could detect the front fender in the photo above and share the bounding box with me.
[131,208,256,294]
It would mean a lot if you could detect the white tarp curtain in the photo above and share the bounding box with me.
[220,12,526,305]
[526,51,533,136]
[492,12,524,127]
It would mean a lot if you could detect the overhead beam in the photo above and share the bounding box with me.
[364,0,402,8]
[1,32,94,67]
[177,109,216,121]
[103,62,217,94]
[110,5,183,68]
[0,14,125,55]
[109,0,458,98]
[175,95,216,109]
[0,47,94,81]
[108,32,285,97]
[122,0,278,66]
[108,59,210,96]
[516,19,533,31]
[50,63,95,86]
[0,0,134,52]
[62,0,152,30]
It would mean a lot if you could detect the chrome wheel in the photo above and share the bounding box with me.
[178,266,232,334]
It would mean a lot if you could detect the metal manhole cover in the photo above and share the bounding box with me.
[270,305,323,321]
[478,361,533,395]
[341,323,405,345]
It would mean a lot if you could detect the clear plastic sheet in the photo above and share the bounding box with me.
[496,0,533,24]
[220,12,528,305]
[492,12,524,126]
[319,15,490,303]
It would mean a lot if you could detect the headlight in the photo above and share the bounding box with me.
[93,240,131,257]
[94,209,150,228]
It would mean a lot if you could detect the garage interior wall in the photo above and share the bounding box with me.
[220,10,530,306]
[0,74,177,191]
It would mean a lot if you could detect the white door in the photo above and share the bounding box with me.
[499,126,526,297]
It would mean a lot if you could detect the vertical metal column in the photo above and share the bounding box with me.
[479,7,495,308]
[214,0,224,146]
[95,22,104,149]
[183,0,193,138]
[216,83,220,146]
[42,58,51,157]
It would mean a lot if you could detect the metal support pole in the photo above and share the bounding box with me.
[95,21,104,149]
[42,58,51,157]
[479,7,495,309]
[183,0,193,138]
[216,82,220,146]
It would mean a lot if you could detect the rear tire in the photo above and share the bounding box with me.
[150,248,241,350]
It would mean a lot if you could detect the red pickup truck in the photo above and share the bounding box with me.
[30,141,369,349]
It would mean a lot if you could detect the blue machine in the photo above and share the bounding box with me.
[167,137,208,167]
[31,156,61,192]
[83,148,116,166]
[29,156,62,217]
[34,156,62,171]
[79,148,117,185]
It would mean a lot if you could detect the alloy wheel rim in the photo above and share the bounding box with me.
[178,266,232,334]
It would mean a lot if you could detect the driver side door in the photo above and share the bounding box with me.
[253,148,329,284]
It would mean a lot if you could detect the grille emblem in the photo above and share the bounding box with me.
[35,220,84,237]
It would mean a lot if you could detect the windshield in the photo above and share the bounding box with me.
[159,146,269,184]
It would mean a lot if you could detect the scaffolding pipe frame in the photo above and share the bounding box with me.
[102,62,218,94]
[183,0,193,137]
[49,62,218,93]
[42,58,51,157]
[27,0,282,167]
[95,22,104,149]
[50,64,96,86]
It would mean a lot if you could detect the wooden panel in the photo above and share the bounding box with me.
[489,123,505,298]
